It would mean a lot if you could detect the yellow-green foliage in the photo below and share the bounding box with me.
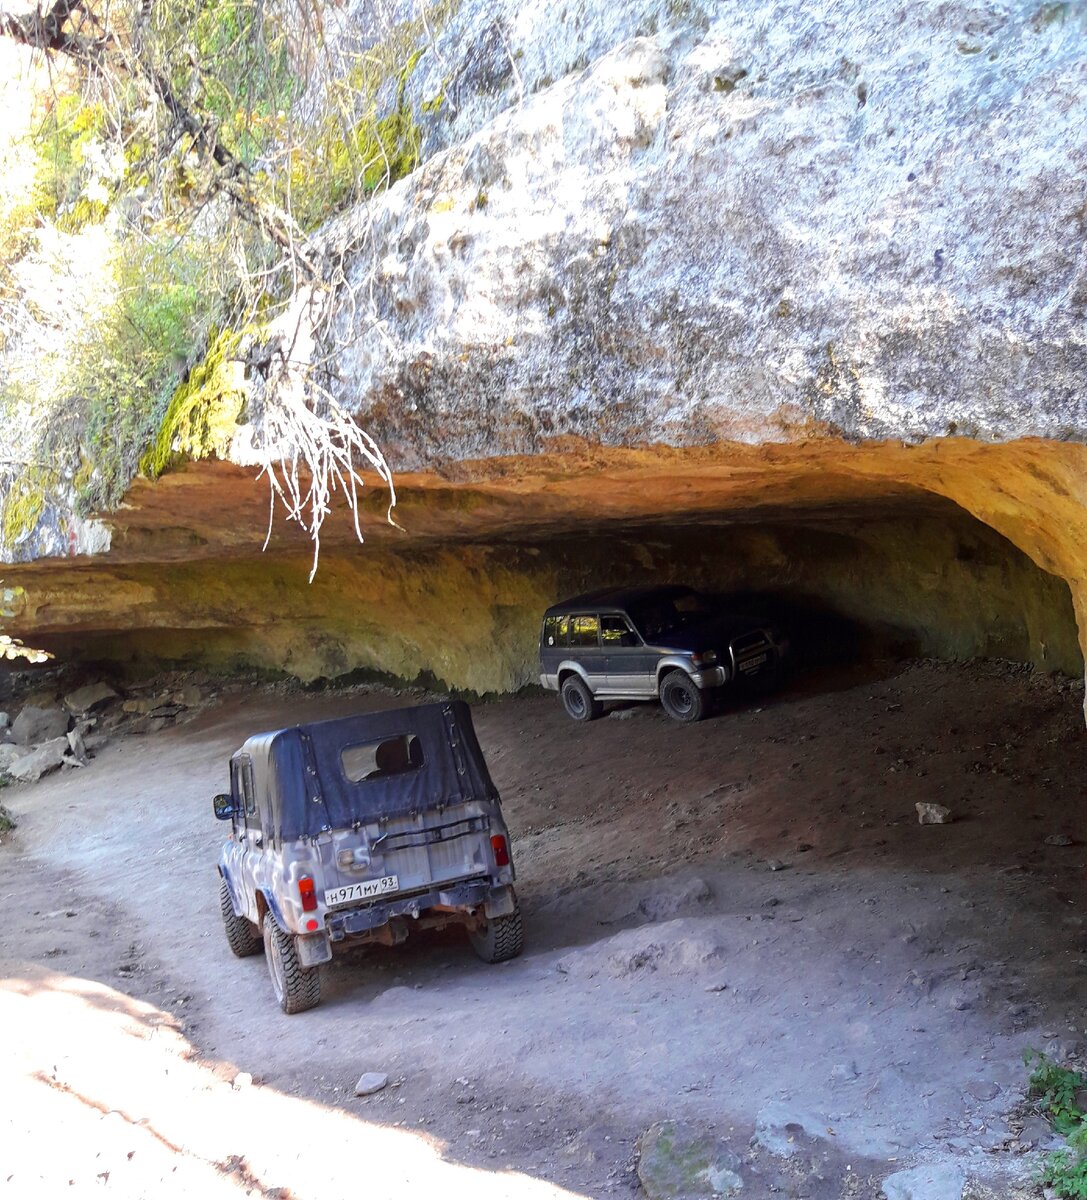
[1,466,57,546]
[33,96,111,232]
[140,329,247,478]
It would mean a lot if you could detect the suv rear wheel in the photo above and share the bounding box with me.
[219,876,263,958]
[263,912,321,1014]
[560,674,602,722]
[659,669,707,723]
[469,900,525,964]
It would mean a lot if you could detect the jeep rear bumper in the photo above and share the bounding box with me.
[326,878,506,941]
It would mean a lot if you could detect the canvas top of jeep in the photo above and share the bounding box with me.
[228,699,500,843]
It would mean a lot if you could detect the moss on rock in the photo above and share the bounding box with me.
[139,330,247,480]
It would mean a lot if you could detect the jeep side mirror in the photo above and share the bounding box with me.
[213,793,236,820]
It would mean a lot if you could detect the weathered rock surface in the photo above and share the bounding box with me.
[307,3,1087,464]
[916,803,953,826]
[637,1121,743,1200]
[753,1102,828,1159]
[7,737,70,783]
[11,705,68,746]
[881,1162,965,1200]
[62,682,118,715]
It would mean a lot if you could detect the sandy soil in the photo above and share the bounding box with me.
[3,658,1087,1198]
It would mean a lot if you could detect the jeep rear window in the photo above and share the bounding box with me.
[341,734,424,783]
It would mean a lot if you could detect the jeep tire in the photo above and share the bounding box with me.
[560,674,602,722]
[263,911,321,1014]
[220,876,263,958]
[468,901,525,964]
[659,669,707,723]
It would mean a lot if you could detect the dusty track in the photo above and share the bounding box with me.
[3,659,1087,1197]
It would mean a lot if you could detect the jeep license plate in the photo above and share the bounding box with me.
[324,875,399,908]
[740,652,768,673]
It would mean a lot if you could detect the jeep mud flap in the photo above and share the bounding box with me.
[295,930,333,967]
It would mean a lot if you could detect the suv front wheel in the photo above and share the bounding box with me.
[659,669,708,723]
[560,674,602,722]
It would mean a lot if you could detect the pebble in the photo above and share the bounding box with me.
[354,1072,389,1096]
[1044,834,1073,847]
[916,802,952,825]
[767,860,788,872]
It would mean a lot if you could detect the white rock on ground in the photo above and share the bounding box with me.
[65,729,88,765]
[354,1072,388,1096]
[916,803,953,825]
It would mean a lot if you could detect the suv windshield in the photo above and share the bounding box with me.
[629,590,712,640]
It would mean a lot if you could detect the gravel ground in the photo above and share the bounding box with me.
[3,658,1086,1198]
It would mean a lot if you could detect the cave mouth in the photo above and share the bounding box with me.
[11,483,1081,700]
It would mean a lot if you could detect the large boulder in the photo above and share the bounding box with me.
[10,705,69,746]
[7,737,70,783]
[62,682,119,715]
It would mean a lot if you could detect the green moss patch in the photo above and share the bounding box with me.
[140,329,247,479]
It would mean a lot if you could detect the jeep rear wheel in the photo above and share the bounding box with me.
[263,912,321,1014]
[469,902,525,964]
[219,876,263,958]
[560,675,602,722]
[659,669,707,723]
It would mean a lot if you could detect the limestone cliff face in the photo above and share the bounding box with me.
[5,0,1087,695]
[314,0,1087,464]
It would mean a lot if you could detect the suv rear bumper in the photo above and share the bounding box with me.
[326,878,507,941]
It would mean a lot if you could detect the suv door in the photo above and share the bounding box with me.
[567,613,605,691]
[602,613,657,695]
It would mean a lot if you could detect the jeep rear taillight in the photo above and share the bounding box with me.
[490,835,510,867]
[298,876,318,912]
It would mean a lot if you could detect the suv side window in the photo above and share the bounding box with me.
[569,614,600,647]
[543,615,570,647]
[601,614,639,646]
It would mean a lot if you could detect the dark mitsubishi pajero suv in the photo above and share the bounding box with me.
[540,585,788,723]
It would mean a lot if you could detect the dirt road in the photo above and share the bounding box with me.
[4,659,1087,1198]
